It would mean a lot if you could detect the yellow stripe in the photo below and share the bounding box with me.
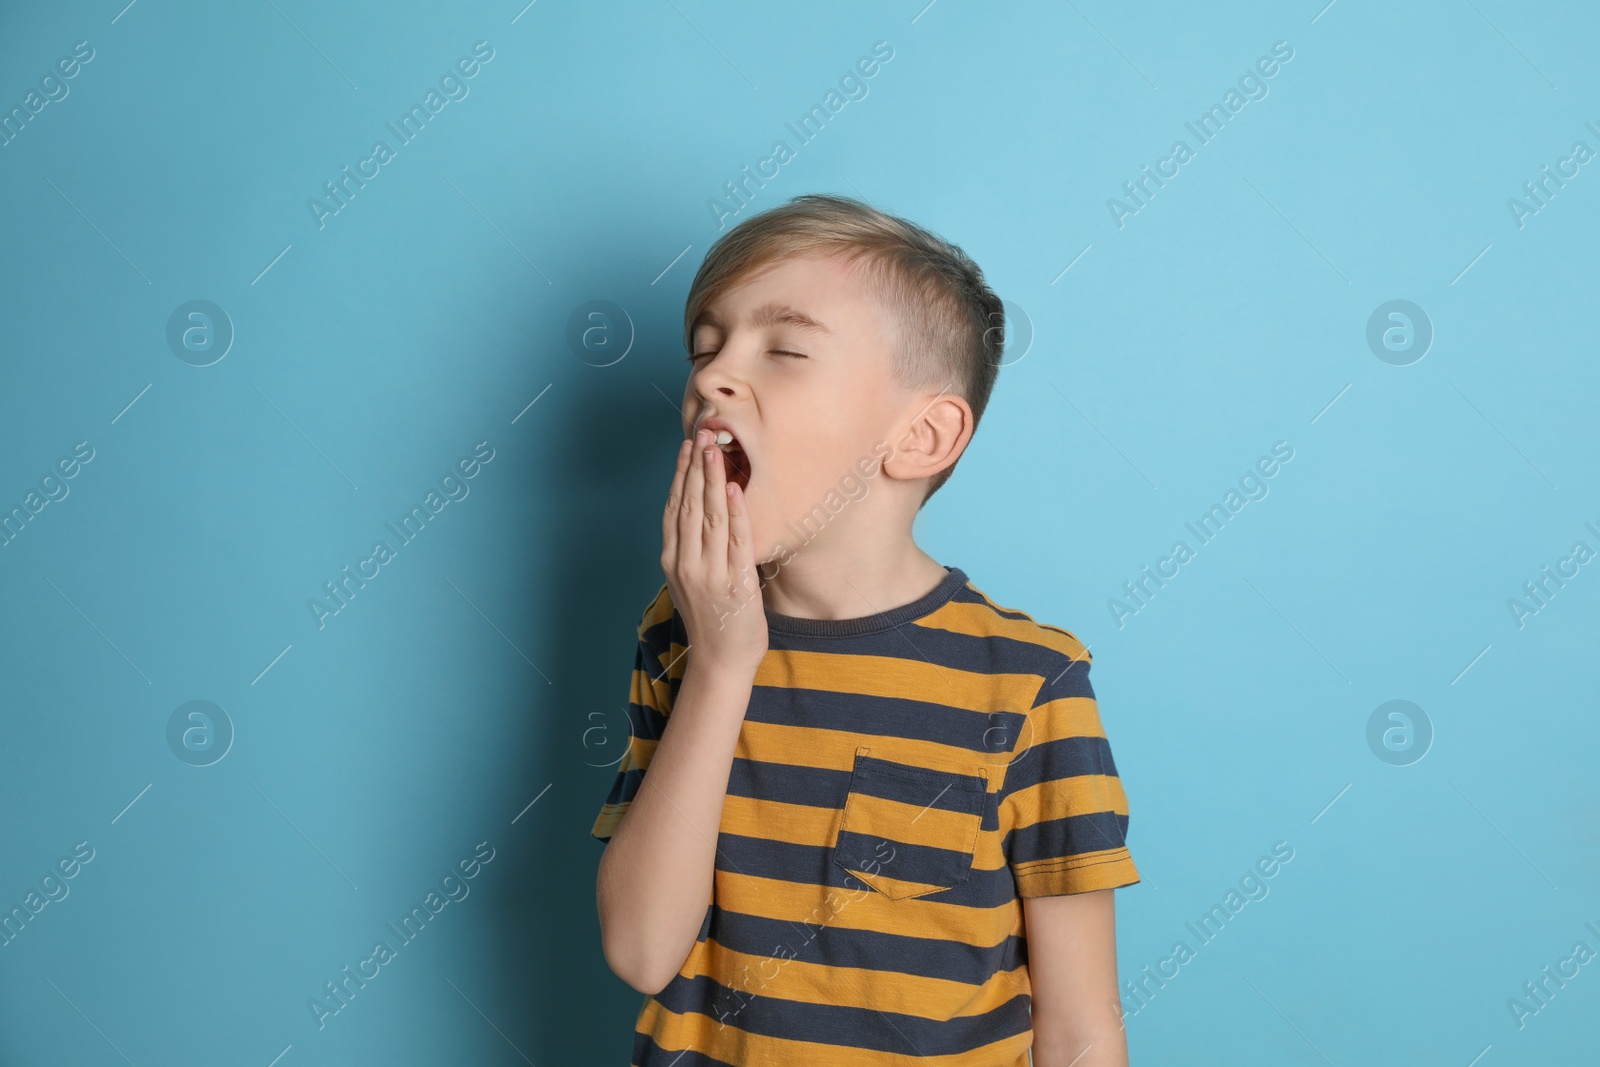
[680,934,1030,1019]
[838,790,982,855]
[635,656,678,715]
[736,720,1013,778]
[918,600,1090,664]
[712,866,1017,943]
[755,648,1037,712]
[718,791,1007,872]
[637,992,1033,1067]
[1003,773,1130,828]
[937,596,1091,661]
[1020,695,1108,744]
[640,582,675,631]
[720,790,989,858]
[591,802,626,840]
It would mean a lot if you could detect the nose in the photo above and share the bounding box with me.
[690,349,745,403]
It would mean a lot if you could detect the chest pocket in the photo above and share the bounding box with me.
[831,747,990,901]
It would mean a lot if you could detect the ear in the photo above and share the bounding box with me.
[882,390,973,486]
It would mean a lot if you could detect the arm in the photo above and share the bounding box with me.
[595,432,766,995]
[596,657,755,994]
[1025,888,1128,1067]
[1001,647,1140,1064]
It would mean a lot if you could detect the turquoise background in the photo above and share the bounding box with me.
[2,0,1598,1063]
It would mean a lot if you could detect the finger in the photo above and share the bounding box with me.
[725,476,756,605]
[678,429,707,564]
[702,439,728,581]
[662,438,691,567]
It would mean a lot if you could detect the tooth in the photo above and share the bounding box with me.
[713,430,733,445]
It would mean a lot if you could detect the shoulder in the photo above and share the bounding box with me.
[631,582,688,713]
[639,580,676,635]
[947,572,1100,662]
[636,582,688,679]
[940,573,1095,708]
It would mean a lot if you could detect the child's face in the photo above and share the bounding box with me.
[683,251,907,567]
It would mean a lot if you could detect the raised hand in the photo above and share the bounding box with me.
[660,429,767,674]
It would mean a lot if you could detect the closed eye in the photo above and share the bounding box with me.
[687,350,807,362]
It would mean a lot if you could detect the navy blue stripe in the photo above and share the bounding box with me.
[726,758,1004,830]
[590,632,676,843]
[1033,654,1094,703]
[710,830,1025,910]
[700,898,1026,986]
[634,1033,739,1067]
[833,831,976,891]
[770,619,1081,688]
[726,756,854,808]
[747,686,1029,757]
[1008,810,1131,867]
[639,609,686,677]
[626,691,668,742]
[997,735,1118,796]
[846,754,988,806]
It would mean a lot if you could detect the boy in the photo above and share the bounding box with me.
[593,194,1140,1066]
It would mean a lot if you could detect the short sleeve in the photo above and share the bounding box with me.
[590,584,684,844]
[998,647,1140,896]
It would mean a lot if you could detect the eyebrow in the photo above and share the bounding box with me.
[693,301,834,338]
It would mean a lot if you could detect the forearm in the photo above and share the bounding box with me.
[596,658,755,993]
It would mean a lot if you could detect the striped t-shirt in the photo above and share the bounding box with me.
[592,564,1140,1066]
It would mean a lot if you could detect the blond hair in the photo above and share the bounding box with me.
[683,194,1004,506]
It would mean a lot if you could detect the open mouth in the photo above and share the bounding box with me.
[717,436,752,493]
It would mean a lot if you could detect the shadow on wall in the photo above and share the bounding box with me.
[495,320,690,1061]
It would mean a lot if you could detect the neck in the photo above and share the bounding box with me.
[756,533,949,621]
